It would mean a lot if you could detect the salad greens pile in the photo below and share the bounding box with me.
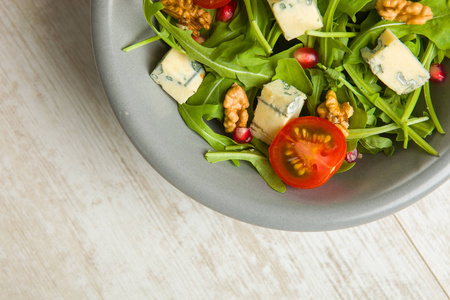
[128,0,450,192]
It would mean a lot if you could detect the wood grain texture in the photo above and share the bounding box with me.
[1,0,449,299]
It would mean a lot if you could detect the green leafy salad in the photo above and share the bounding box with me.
[125,0,450,192]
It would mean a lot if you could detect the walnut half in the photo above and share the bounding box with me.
[375,0,433,25]
[223,83,249,133]
[317,90,354,137]
[161,0,212,37]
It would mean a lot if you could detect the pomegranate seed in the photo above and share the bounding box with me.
[294,47,319,69]
[217,1,237,23]
[192,34,206,44]
[233,127,253,144]
[430,63,446,83]
[345,148,360,163]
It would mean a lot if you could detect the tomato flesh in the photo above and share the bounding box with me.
[269,117,347,189]
[193,0,232,9]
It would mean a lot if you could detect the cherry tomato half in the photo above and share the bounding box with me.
[193,0,232,9]
[269,117,347,189]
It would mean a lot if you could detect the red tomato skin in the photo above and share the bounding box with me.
[269,117,347,189]
[193,0,232,9]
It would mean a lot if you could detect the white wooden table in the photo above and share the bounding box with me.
[1,1,449,299]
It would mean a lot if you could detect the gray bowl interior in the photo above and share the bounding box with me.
[91,0,450,231]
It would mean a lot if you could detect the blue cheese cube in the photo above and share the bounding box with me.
[267,0,323,41]
[250,79,306,144]
[151,48,205,104]
[361,29,430,95]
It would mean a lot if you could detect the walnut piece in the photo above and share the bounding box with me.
[375,0,433,25]
[161,0,212,37]
[317,90,354,137]
[223,83,249,133]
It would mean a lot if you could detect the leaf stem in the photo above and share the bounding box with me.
[347,116,429,140]
[143,0,184,52]
[225,144,253,151]
[346,23,361,29]
[400,87,421,148]
[306,30,359,38]
[242,0,272,55]
[320,0,341,67]
[424,81,445,134]
[205,150,286,193]
[317,63,363,98]
[416,40,444,134]
[267,22,283,48]
[122,36,161,52]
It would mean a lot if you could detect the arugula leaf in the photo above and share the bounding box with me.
[187,73,236,106]
[306,68,328,116]
[202,6,245,48]
[211,35,268,66]
[338,87,368,130]
[272,58,313,95]
[208,2,271,66]
[318,0,374,22]
[359,135,394,156]
[205,150,286,193]
[403,36,421,57]
[248,43,303,79]
[178,104,235,151]
[142,1,182,52]
[336,0,373,22]
[410,115,436,138]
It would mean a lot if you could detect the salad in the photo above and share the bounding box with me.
[124,0,450,192]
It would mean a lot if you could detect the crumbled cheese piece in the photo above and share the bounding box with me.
[151,48,205,104]
[250,79,306,144]
[361,29,429,95]
[267,0,323,41]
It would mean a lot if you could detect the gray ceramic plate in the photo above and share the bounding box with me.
[91,0,450,231]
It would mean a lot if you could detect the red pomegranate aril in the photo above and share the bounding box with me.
[294,47,319,69]
[217,0,237,23]
[192,34,206,44]
[233,127,253,144]
[345,148,359,163]
[430,63,446,83]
